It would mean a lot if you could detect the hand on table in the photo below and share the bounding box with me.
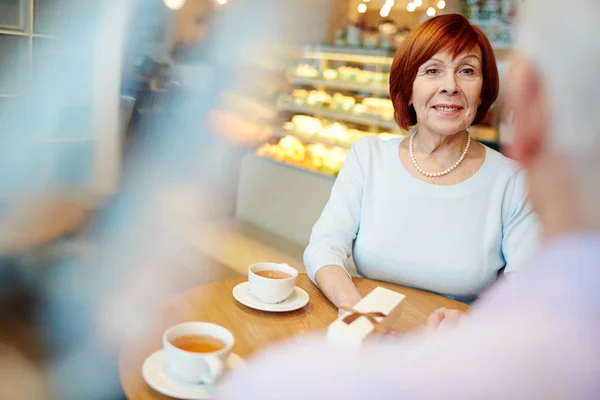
[426,308,465,334]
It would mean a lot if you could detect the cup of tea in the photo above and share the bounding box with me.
[163,322,234,384]
[248,262,298,304]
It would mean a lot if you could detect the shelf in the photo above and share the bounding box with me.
[298,45,394,65]
[273,129,352,149]
[255,154,338,179]
[278,102,399,131]
[274,129,407,149]
[287,75,389,96]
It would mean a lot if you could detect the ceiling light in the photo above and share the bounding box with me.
[437,0,446,9]
[427,6,436,16]
[407,2,416,12]
[164,0,186,9]
[414,0,423,7]
[358,3,367,13]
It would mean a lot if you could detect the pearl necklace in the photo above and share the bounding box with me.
[409,131,471,178]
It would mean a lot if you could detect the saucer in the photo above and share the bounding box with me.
[232,281,309,312]
[142,350,245,400]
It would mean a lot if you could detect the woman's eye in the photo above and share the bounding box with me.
[461,68,475,75]
[425,68,439,75]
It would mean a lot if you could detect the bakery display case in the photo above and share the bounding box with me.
[254,45,499,176]
[255,46,410,177]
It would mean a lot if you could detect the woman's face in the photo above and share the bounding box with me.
[411,47,483,136]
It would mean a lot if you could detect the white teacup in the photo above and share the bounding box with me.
[163,322,234,384]
[248,262,298,304]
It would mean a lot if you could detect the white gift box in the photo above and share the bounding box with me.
[326,286,405,349]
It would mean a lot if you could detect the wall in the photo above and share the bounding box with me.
[174,0,331,47]
[91,0,134,198]
[327,0,350,43]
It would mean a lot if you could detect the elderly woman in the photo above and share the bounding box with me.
[304,14,538,312]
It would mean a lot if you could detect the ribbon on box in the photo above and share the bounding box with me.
[340,307,387,333]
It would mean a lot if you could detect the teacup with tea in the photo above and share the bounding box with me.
[248,262,298,304]
[163,322,234,384]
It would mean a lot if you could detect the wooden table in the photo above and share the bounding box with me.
[119,274,469,399]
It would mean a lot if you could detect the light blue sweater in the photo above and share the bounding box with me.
[304,136,539,301]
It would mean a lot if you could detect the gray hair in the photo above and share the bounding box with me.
[516,0,600,154]
[516,0,600,221]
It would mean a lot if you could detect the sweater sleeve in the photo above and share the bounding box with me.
[303,139,368,284]
[502,169,540,273]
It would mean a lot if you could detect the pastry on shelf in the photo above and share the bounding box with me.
[362,97,395,120]
[291,89,309,105]
[337,66,361,81]
[282,121,294,131]
[294,63,319,78]
[355,70,371,84]
[322,69,338,80]
[290,64,390,88]
[320,146,348,176]
[306,143,328,170]
[371,72,389,85]
[306,90,331,107]
[256,143,285,161]
[278,135,306,162]
[306,143,348,175]
[278,115,408,152]
[351,103,367,116]
[318,122,351,145]
[257,135,306,163]
[291,115,322,136]
[256,136,349,176]
[331,93,356,112]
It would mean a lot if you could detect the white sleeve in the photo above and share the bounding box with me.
[303,139,367,284]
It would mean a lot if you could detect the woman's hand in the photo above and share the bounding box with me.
[315,265,362,313]
[426,308,464,334]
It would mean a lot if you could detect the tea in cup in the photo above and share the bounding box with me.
[248,262,298,304]
[163,322,234,384]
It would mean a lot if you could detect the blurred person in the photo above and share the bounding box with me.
[41,1,270,398]
[172,14,214,64]
[217,0,600,398]
[0,0,112,397]
[34,0,330,399]
[305,14,539,325]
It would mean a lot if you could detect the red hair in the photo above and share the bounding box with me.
[389,14,499,130]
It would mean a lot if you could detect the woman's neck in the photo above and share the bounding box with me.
[414,128,469,160]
